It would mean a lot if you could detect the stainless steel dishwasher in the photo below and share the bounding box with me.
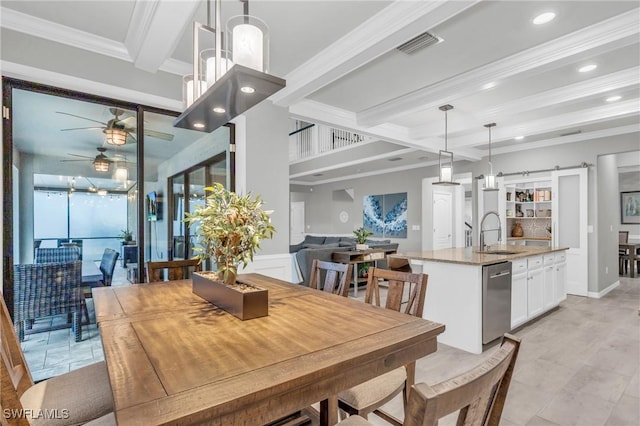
[482,261,512,344]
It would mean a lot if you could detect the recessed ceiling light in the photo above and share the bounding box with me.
[578,64,597,73]
[193,123,205,129]
[514,136,525,141]
[240,86,255,94]
[606,95,622,102]
[533,12,556,25]
[482,81,497,90]
[213,107,226,114]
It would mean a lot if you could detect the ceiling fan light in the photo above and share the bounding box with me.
[104,128,127,146]
[93,158,110,172]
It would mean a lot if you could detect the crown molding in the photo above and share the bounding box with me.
[0,6,130,62]
[124,0,160,60]
[159,58,192,76]
[271,0,480,107]
[1,61,183,112]
[452,100,640,149]
[357,8,640,127]
[491,124,640,157]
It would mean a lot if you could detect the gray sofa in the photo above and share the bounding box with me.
[290,235,399,286]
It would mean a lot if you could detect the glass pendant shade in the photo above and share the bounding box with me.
[104,129,127,146]
[182,74,207,109]
[227,15,269,72]
[483,122,498,191]
[114,164,128,181]
[200,48,233,87]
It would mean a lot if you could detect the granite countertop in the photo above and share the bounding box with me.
[391,245,568,266]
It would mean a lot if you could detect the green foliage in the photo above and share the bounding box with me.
[184,183,275,285]
[119,229,133,242]
[353,226,373,244]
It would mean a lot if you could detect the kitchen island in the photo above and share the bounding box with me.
[391,245,568,354]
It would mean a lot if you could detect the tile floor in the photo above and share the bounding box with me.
[19,273,639,425]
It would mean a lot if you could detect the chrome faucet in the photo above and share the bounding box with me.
[479,211,502,251]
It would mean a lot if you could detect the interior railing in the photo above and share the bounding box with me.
[289,122,372,161]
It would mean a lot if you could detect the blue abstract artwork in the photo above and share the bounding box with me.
[363,192,407,238]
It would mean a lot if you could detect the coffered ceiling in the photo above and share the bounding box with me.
[1,0,638,187]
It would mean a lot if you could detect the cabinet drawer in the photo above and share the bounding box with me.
[512,259,527,273]
[543,254,555,265]
[555,251,566,263]
[528,256,543,269]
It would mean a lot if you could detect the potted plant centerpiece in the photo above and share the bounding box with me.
[184,183,275,320]
[354,226,373,251]
[119,229,134,244]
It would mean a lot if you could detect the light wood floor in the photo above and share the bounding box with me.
[20,273,639,426]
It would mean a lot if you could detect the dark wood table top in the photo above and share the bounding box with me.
[93,273,444,425]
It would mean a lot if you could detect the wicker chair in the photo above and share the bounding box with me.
[34,247,80,263]
[13,261,85,342]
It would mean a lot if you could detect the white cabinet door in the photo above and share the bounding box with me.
[555,262,567,303]
[527,267,544,318]
[543,264,556,310]
[511,272,528,329]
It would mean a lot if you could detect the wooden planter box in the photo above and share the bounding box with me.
[192,272,268,320]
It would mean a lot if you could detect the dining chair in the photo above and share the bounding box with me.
[338,267,428,426]
[34,247,80,263]
[146,259,202,282]
[336,334,521,426]
[98,248,120,287]
[0,294,114,426]
[619,231,630,275]
[309,259,353,297]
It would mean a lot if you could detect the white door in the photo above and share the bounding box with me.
[552,168,588,296]
[433,190,453,250]
[290,202,305,244]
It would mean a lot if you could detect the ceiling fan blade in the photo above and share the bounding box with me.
[119,116,136,126]
[56,111,107,126]
[60,127,103,131]
[144,129,174,141]
[60,159,90,162]
[67,153,94,159]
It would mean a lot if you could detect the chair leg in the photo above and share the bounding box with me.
[73,311,81,342]
[26,319,34,330]
[16,321,25,342]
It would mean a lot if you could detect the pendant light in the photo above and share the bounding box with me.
[92,148,111,172]
[483,123,498,191]
[433,104,460,186]
[174,0,285,133]
[104,128,127,146]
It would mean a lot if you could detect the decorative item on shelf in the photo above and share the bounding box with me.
[525,189,532,201]
[506,192,512,201]
[433,104,460,186]
[546,225,552,236]
[353,226,373,251]
[482,122,499,191]
[506,209,513,217]
[512,221,524,237]
[545,190,551,201]
[174,0,286,133]
[184,183,275,320]
[515,205,523,217]
[526,209,534,217]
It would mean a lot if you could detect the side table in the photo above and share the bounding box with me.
[332,248,397,297]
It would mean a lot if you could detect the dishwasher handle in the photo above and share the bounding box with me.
[489,271,511,279]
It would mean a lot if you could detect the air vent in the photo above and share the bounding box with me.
[560,130,582,137]
[396,31,441,55]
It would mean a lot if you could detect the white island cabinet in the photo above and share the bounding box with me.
[394,245,568,354]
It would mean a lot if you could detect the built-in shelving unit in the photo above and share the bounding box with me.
[505,179,553,246]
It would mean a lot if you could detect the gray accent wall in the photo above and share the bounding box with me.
[619,169,640,238]
[294,132,640,294]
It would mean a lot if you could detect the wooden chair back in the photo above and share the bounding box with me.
[309,260,353,297]
[1,295,33,425]
[146,259,202,282]
[364,267,428,317]
[619,231,629,244]
[404,334,521,426]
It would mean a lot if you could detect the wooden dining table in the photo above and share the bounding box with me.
[620,239,640,277]
[93,273,445,425]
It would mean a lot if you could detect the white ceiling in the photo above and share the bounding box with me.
[1,0,639,187]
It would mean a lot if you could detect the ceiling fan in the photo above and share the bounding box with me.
[61,147,131,173]
[57,107,174,144]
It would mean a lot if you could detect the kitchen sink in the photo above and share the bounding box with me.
[476,250,520,255]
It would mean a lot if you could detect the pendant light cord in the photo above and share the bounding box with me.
[444,109,448,152]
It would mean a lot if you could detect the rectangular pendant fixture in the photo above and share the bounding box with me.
[174,64,285,133]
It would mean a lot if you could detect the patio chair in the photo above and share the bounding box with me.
[13,261,85,342]
[309,259,353,297]
[0,293,113,426]
[146,259,202,282]
[336,334,521,426]
[338,267,428,426]
[34,246,80,263]
[99,248,120,287]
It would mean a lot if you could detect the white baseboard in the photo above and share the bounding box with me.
[587,280,619,299]
[238,254,293,282]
